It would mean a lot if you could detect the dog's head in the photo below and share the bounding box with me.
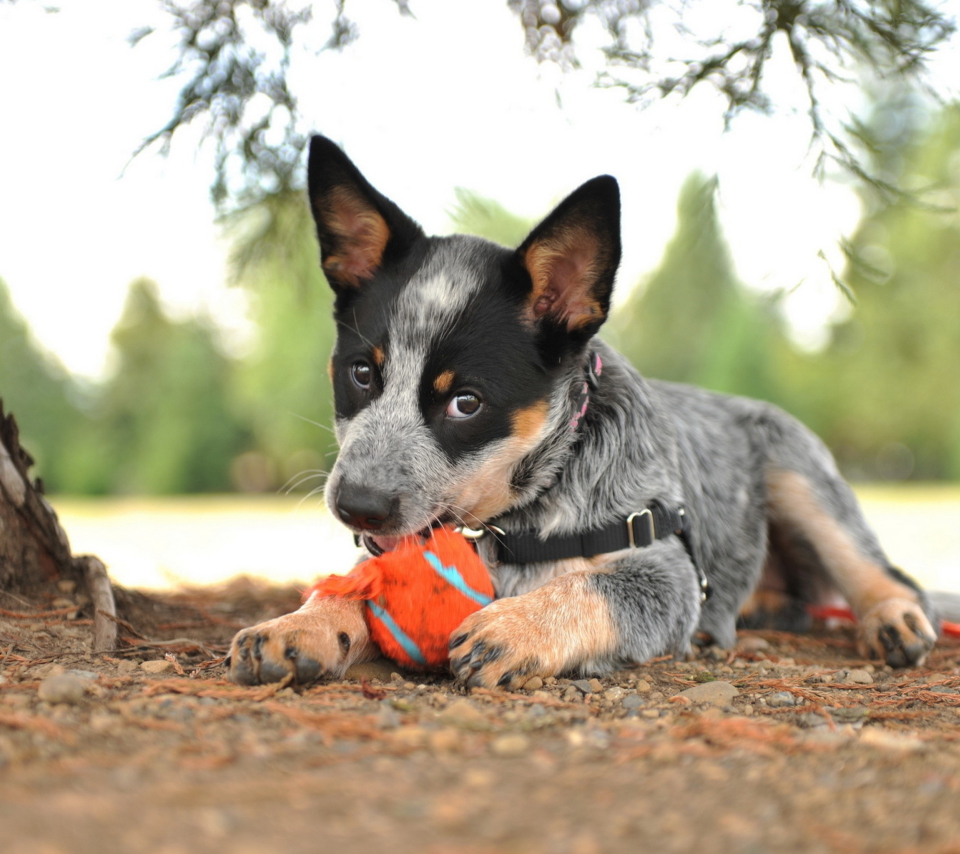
[307,135,621,547]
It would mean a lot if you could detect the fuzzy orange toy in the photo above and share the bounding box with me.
[307,527,494,668]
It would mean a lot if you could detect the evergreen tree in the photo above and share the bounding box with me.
[225,190,338,490]
[0,277,90,488]
[448,188,534,248]
[802,104,960,479]
[95,278,249,493]
[606,172,788,404]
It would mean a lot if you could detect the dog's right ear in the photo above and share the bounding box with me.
[307,136,424,291]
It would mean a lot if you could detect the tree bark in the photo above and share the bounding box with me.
[0,400,117,651]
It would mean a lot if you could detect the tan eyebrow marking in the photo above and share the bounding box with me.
[433,370,455,394]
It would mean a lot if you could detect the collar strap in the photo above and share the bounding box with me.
[466,500,710,601]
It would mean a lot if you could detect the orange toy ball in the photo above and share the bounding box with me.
[308,527,494,668]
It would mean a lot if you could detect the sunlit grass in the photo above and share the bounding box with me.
[50,486,960,594]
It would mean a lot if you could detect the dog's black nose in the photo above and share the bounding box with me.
[334,482,399,531]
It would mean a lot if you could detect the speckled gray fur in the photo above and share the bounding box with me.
[313,145,933,677]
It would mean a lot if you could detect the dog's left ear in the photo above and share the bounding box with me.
[517,175,621,339]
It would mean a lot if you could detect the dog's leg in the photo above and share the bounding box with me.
[227,592,378,685]
[450,541,702,689]
[766,467,937,666]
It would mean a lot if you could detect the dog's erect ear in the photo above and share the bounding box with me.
[517,176,621,338]
[307,136,424,290]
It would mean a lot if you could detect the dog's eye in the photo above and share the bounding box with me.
[446,392,482,419]
[351,361,373,390]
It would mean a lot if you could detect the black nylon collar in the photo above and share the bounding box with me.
[490,502,685,563]
[471,500,710,602]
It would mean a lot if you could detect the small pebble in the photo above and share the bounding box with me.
[859,727,924,753]
[588,678,603,693]
[437,699,489,731]
[345,659,399,682]
[429,728,462,753]
[738,636,769,653]
[140,660,174,675]
[634,679,651,693]
[491,733,530,757]
[844,669,874,685]
[67,669,100,682]
[603,686,625,701]
[766,691,797,708]
[522,676,544,691]
[376,704,401,730]
[676,681,739,707]
[391,726,428,748]
[116,660,138,674]
[38,673,87,705]
[571,679,594,695]
[622,695,645,711]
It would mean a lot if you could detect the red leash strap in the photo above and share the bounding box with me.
[808,605,960,639]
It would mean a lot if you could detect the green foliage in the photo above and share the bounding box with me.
[0,277,90,486]
[607,102,960,482]
[796,104,960,479]
[225,189,338,489]
[6,100,960,493]
[448,188,534,247]
[605,173,790,404]
[90,278,249,494]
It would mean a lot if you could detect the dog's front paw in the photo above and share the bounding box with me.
[227,595,375,685]
[449,577,617,689]
[449,600,546,689]
[857,598,937,668]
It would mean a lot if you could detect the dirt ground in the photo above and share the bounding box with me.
[2,577,960,854]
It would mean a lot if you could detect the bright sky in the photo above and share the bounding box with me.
[0,0,947,378]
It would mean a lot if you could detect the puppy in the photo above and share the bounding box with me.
[227,135,937,687]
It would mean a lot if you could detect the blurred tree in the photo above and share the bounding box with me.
[0,277,90,489]
[793,102,960,479]
[605,172,790,403]
[224,189,338,491]
[132,1,956,206]
[93,278,250,493]
[447,188,535,247]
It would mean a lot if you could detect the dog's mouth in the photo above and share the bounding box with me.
[363,513,458,555]
[364,523,440,556]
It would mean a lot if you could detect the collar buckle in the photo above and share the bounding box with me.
[626,508,655,548]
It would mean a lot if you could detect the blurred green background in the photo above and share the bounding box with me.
[1,1,959,592]
[4,102,960,494]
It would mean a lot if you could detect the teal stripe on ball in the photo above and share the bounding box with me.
[423,551,493,607]
[366,601,426,666]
